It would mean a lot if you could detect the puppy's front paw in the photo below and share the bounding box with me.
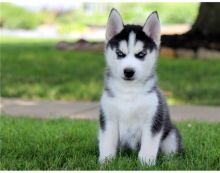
[138,152,156,166]
[99,155,114,164]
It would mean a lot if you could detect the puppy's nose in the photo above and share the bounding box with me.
[124,68,135,78]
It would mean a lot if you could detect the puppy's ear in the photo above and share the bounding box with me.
[106,8,124,41]
[143,11,161,47]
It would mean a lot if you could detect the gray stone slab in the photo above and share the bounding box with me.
[170,106,220,122]
[0,98,99,119]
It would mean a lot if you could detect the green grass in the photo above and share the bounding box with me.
[0,115,219,170]
[1,36,220,105]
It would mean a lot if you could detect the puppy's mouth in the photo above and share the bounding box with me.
[123,77,135,81]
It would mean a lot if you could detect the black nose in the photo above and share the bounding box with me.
[124,68,135,78]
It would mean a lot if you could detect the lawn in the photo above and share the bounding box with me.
[0,115,219,170]
[1,36,220,105]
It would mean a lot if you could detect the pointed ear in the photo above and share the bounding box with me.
[106,8,124,41]
[143,11,161,47]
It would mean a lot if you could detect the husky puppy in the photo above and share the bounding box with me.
[99,8,183,166]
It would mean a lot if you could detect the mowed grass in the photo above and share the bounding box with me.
[1,36,220,105]
[0,115,220,170]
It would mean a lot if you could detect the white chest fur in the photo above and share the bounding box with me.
[101,80,158,149]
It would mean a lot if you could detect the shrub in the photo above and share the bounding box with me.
[118,3,199,25]
[0,3,41,29]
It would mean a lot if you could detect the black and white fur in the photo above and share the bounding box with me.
[99,8,183,166]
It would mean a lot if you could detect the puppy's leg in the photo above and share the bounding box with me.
[138,125,162,166]
[99,120,118,164]
[160,127,183,155]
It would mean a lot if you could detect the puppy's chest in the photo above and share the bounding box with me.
[103,90,158,149]
[110,92,157,121]
[119,119,142,149]
[113,93,157,149]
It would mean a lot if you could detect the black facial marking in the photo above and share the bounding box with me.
[107,24,157,52]
[135,49,147,60]
[116,48,126,59]
[99,107,105,131]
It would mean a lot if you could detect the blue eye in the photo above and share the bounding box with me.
[116,49,126,58]
[135,50,147,60]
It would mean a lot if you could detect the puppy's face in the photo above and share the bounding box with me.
[105,9,160,83]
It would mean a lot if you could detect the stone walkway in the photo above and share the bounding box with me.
[0,98,220,122]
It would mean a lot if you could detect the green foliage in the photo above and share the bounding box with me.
[108,3,199,25]
[36,9,57,25]
[0,115,220,170]
[55,3,199,31]
[0,3,41,29]
[56,9,106,33]
[1,36,220,105]
[0,3,199,32]
[155,3,199,24]
[57,23,87,34]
